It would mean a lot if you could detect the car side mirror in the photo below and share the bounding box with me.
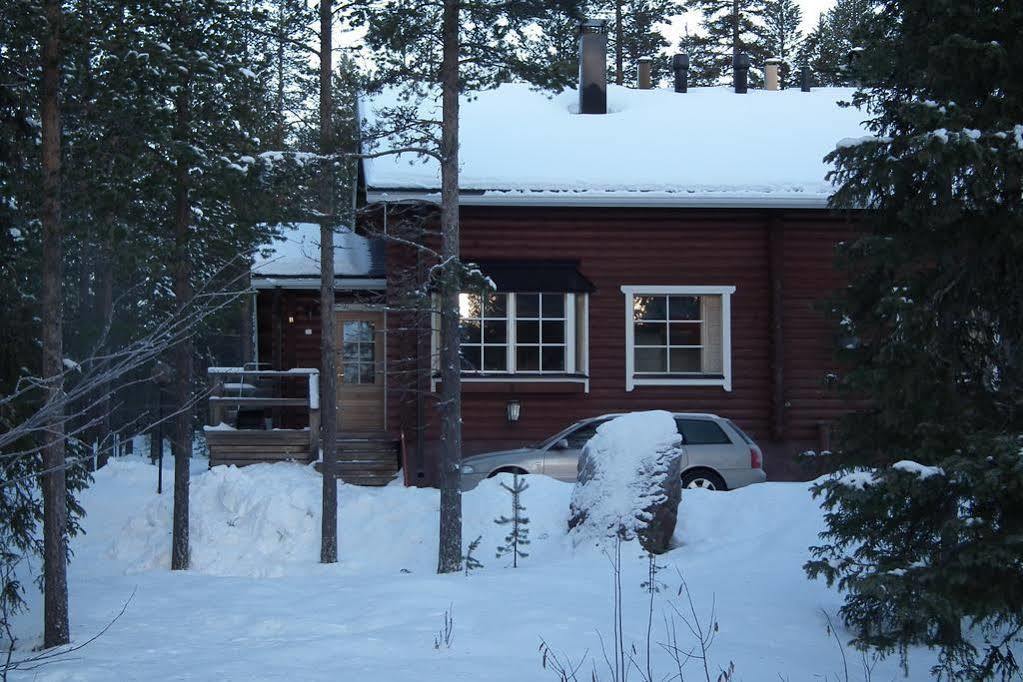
[553,438,570,450]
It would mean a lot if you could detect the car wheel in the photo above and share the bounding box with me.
[681,469,727,491]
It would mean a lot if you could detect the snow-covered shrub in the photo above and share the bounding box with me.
[568,411,684,554]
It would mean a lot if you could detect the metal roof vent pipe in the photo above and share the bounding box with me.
[733,52,750,94]
[578,18,608,114]
[765,58,781,91]
[800,65,812,92]
[637,57,653,89]
[672,53,689,93]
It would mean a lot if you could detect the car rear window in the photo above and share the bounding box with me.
[676,418,732,445]
[725,419,754,444]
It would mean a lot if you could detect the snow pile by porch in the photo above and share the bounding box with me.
[7,457,956,680]
[108,461,573,577]
[361,83,868,204]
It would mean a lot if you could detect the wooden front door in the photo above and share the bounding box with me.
[336,311,385,432]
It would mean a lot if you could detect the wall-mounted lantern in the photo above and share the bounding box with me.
[506,399,521,423]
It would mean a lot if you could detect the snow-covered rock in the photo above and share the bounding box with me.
[568,411,684,554]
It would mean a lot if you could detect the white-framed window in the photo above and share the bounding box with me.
[449,292,584,376]
[620,285,735,392]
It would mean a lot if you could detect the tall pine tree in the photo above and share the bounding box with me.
[797,0,875,87]
[358,0,580,573]
[757,0,802,87]
[687,0,768,84]
[805,0,1023,677]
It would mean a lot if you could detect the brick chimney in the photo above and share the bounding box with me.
[637,57,652,89]
[765,58,781,91]
[578,19,608,114]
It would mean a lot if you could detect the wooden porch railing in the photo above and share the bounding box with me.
[205,367,321,466]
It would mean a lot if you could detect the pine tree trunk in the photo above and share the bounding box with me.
[239,268,254,366]
[732,0,740,65]
[170,8,193,571]
[40,0,69,648]
[614,0,624,86]
[273,16,286,149]
[436,0,463,575]
[95,232,113,468]
[318,0,339,565]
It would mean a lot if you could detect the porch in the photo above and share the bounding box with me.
[203,368,402,486]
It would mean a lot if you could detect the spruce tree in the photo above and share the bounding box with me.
[757,0,802,87]
[797,0,875,87]
[495,474,530,568]
[805,1,1023,677]
[687,0,768,85]
[590,0,681,86]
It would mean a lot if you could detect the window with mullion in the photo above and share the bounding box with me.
[514,293,566,373]
[633,294,703,374]
[458,292,508,372]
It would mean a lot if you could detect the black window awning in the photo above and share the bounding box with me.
[469,260,596,293]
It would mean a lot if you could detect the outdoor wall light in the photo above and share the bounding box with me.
[506,399,521,423]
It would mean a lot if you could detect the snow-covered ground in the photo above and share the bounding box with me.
[9,457,943,680]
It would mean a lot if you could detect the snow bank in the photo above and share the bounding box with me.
[361,83,868,205]
[108,461,574,577]
[568,411,683,551]
[8,457,957,680]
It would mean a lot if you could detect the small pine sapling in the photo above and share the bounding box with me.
[463,535,484,576]
[495,474,530,568]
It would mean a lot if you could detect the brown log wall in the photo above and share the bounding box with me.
[258,206,860,483]
[386,206,859,483]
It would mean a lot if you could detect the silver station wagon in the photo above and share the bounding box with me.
[460,412,766,491]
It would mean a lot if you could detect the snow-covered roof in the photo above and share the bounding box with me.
[360,83,869,208]
[251,222,385,289]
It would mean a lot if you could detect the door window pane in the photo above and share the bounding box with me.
[341,320,376,385]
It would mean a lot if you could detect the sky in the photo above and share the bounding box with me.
[668,0,837,43]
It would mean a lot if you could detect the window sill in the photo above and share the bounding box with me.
[628,375,732,392]
[433,374,589,394]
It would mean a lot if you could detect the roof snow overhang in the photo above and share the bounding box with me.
[364,187,833,209]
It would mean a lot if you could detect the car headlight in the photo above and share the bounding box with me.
[460,464,476,475]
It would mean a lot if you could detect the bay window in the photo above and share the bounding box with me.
[454,292,583,376]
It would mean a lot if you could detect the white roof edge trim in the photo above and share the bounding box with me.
[365,189,833,209]
[251,277,387,291]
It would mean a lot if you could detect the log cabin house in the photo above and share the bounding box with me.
[227,23,869,486]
